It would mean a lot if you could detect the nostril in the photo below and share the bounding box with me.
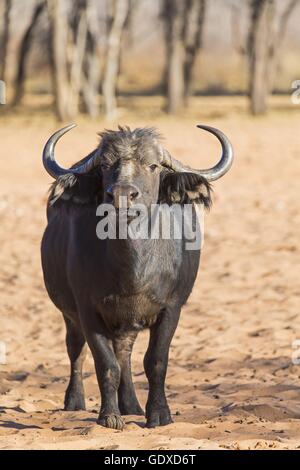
[130,191,139,201]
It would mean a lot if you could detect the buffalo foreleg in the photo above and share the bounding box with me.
[144,307,180,427]
[64,316,87,411]
[113,332,144,416]
[79,310,124,430]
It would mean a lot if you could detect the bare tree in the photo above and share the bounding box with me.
[163,0,186,114]
[247,0,274,115]
[162,0,206,114]
[247,0,298,115]
[183,0,206,101]
[67,1,88,119]
[12,1,46,106]
[47,0,88,120]
[47,0,70,120]
[81,1,102,118]
[102,0,129,119]
[0,0,12,82]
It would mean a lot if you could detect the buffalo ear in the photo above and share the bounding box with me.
[158,171,212,209]
[48,149,103,206]
[49,174,78,205]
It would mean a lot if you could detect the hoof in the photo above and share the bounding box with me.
[146,405,173,428]
[97,413,125,430]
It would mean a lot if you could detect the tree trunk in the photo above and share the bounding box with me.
[248,0,298,115]
[47,0,89,121]
[248,0,275,115]
[162,0,206,113]
[183,0,206,102]
[0,0,12,82]
[12,1,45,106]
[81,0,102,118]
[102,0,129,120]
[164,0,186,114]
[82,51,101,118]
[167,32,185,114]
[67,7,88,118]
[47,0,70,120]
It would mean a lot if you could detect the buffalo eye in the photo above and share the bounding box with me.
[149,164,158,172]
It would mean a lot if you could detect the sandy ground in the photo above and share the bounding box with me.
[1,97,300,450]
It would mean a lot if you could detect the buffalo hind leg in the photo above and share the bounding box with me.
[79,309,124,430]
[113,332,144,416]
[144,307,180,428]
[64,316,87,411]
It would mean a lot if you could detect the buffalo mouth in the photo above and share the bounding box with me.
[115,207,144,223]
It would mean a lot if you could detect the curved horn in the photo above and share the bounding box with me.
[161,125,234,182]
[42,124,99,179]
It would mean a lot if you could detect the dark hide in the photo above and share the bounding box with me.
[41,127,212,430]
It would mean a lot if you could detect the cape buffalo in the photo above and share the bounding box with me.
[41,124,233,429]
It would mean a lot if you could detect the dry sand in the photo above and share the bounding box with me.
[1,97,300,450]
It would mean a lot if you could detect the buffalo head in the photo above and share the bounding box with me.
[42,124,233,208]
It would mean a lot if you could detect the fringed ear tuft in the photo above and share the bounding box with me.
[48,174,78,206]
[159,172,212,209]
